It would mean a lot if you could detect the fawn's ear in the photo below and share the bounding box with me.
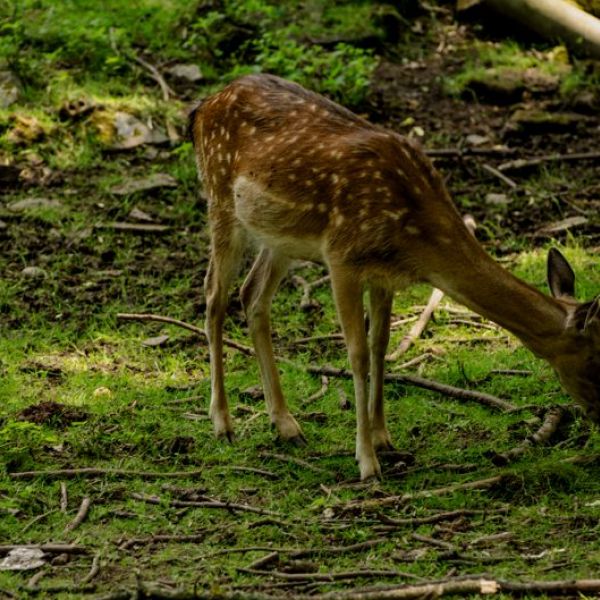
[584,296,600,342]
[547,248,575,299]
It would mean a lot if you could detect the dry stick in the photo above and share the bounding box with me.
[303,375,329,405]
[247,551,280,570]
[60,482,68,513]
[425,146,516,158]
[239,568,403,582]
[339,475,504,512]
[260,451,334,476]
[387,215,477,362]
[411,532,457,551]
[119,534,206,551]
[95,222,171,233]
[132,54,175,101]
[307,365,515,412]
[21,509,57,533]
[498,150,600,172]
[375,508,503,528]
[9,467,204,480]
[481,163,517,188]
[292,274,331,309]
[492,406,565,465]
[0,543,88,555]
[387,289,445,361]
[80,554,101,585]
[26,569,47,590]
[289,333,345,346]
[64,496,91,533]
[116,312,254,356]
[130,491,280,517]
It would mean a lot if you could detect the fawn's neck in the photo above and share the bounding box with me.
[421,235,567,360]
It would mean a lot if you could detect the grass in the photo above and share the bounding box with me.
[1,0,599,597]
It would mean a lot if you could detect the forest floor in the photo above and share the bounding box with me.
[1,2,599,599]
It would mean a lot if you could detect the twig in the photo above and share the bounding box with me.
[498,151,600,172]
[289,333,344,346]
[339,475,504,512]
[292,274,330,309]
[238,568,403,582]
[387,215,476,361]
[80,554,101,584]
[307,365,515,412]
[60,482,68,513]
[303,375,329,405]
[225,466,279,479]
[481,163,517,188]
[411,533,457,551]
[259,451,334,476]
[425,146,516,157]
[116,312,254,356]
[247,551,280,570]
[130,492,281,516]
[64,496,90,533]
[21,509,57,533]
[26,569,47,590]
[375,508,503,528]
[492,406,565,465]
[391,353,436,372]
[9,467,204,479]
[119,533,206,550]
[94,222,171,233]
[387,289,445,361]
[132,54,175,101]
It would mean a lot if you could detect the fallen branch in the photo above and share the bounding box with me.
[292,274,330,310]
[307,365,515,412]
[116,312,254,356]
[481,163,517,189]
[498,151,600,172]
[387,215,476,362]
[64,496,91,533]
[303,375,329,405]
[238,568,404,582]
[259,451,335,476]
[492,406,565,465]
[60,482,68,513]
[375,508,504,528]
[9,467,204,480]
[94,222,171,233]
[131,492,280,517]
[132,54,175,101]
[80,554,101,585]
[119,533,206,550]
[425,147,516,158]
[338,475,504,512]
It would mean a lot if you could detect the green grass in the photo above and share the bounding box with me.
[1,1,599,597]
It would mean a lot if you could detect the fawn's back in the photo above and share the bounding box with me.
[190,74,468,280]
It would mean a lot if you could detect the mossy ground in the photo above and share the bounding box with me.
[1,1,599,598]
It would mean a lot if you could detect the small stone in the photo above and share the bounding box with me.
[0,70,23,108]
[21,266,47,278]
[166,63,204,82]
[0,547,46,572]
[485,193,509,206]
[93,386,113,399]
[465,134,489,147]
[8,197,62,212]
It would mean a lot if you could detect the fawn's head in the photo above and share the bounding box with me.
[546,248,600,423]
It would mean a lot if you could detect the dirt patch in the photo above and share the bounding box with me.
[17,401,89,428]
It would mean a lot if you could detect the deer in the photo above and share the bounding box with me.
[189,73,600,480]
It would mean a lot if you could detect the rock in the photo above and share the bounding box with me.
[110,173,177,195]
[59,97,96,120]
[8,197,62,212]
[91,109,169,150]
[485,192,511,205]
[0,547,46,572]
[166,63,204,82]
[465,134,490,147]
[129,206,154,222]
[21,266,47,278]
[0,220,7,229]
[0,70,22,108]
[463,67,563,104]
[507,108,589,134]
[7,115,49,145]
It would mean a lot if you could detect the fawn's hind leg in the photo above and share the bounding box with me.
[205,221,246,441]
[240,247,305,444]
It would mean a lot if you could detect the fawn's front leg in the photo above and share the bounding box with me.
[240,247,305,444]
[330,266,380,480]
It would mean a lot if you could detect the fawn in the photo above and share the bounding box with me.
[189,74,599,480]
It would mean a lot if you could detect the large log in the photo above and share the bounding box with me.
[460,0,600,58]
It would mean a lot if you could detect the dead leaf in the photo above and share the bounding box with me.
[142,334,170,347]
[535,216,589,236]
